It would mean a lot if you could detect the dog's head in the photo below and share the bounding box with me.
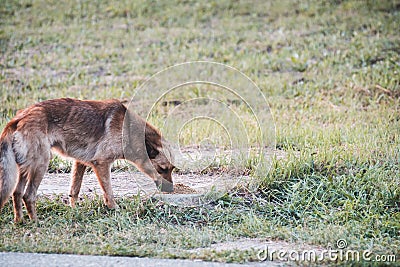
[145,126,175,192]
[122,108,175,192]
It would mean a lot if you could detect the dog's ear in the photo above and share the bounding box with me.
[145,122,162,159]
[145,139,159,159]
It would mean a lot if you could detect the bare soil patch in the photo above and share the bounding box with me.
[170,183,197,194]
[39,171,246,197]
[39,170,248,206]
[38,148,288,205]
[187,237,325,254]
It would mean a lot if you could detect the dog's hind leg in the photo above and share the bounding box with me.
[12,172,28,223]
[22,143,50,221]
[69,161,87,208]
[22,162,49,221]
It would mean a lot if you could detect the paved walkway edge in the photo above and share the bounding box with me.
[0,252,281,267]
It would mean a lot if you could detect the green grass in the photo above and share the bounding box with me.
[0,0,399,264]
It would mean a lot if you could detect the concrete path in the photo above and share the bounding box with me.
[0,252,283,267]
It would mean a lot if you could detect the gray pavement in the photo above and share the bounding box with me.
[0,252,283,267]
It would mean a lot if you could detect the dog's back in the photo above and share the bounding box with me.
[10,98,126,164]
[41,98,126,162]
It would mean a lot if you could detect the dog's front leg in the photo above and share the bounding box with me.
[92,161,117,209]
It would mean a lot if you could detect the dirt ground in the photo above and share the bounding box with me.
[39,148,288,206]
[39,170,250,206]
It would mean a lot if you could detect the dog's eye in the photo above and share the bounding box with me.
[159,167,168,173]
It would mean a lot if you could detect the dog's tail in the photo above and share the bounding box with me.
[0,125,18,209]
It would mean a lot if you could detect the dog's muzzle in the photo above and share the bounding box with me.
[155,178,174,193]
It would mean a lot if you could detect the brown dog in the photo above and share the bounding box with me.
[0,98,174,222]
